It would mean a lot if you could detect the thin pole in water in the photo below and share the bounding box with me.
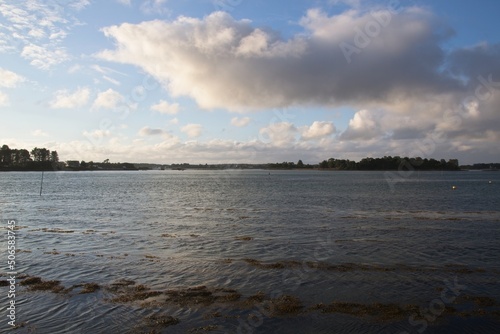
[39,170,44,196]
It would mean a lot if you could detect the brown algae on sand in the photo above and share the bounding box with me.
[78,283,100,294]
[144,314,179,327]
[165,286,241,306]
[312,301,415,321]
[20,276,66,293]
[235,236,253,241]
[34,228,75,233]
[241,258,487,274]
[132,313,180,333]
[108,282,162,303]
[15,273,500,327]
[265,295,304,316]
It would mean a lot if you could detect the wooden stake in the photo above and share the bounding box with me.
[39,170,44,196]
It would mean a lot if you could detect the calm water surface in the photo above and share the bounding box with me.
[1,170,499,333]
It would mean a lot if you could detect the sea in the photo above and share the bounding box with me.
[1,170,499,333]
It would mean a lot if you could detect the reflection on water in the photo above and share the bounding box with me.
[1,170,500,333]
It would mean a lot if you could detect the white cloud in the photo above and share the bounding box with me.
[259,122,298,146]
[68,64,82,74]
[92,89,135,111]
[341,109,384,140]
[90,65,127,76]
[151,100,179,115]
[89,65,126,85]
[140,0,170,15]
[169,118,179,125]
[0,68,24,107]
[0,136,358,164]
[300,121,336,140]
[103,76,121,86]
[32,129,49,137]
[50,87,90,109]
[138,126,175,141]
[231,116,251,127]
[181,124,203,138]
[0,2,85,68]
[116,0,132,6]
[0,68,25,88]
[138,126,165,136]
[21,43,69,70]
[69,0,91,11]
[8,123,498,165]
[0,91,9,107]
[83,129,112,139]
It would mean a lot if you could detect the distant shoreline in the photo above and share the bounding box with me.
[1,167,491,172]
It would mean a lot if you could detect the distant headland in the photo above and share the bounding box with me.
[1,144,498,172]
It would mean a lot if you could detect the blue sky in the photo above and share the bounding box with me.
[1,0,500,164]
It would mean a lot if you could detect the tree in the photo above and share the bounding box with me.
[17,149,31,166]
[50,151,59,163]
[297,159,304,168]
[0,145,11,166]
[447,159,459,169]
[31,147,50,162]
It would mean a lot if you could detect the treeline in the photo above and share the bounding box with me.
[65,159,137,171]
[0,145,61,171]
[267,156,460,170]
[1,145,139,171]
[318,156,460,171]
[267,160,315,169]
[1,144,463,172]
[461,163,500,170]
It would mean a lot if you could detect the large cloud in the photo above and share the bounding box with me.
[96,8,460,111]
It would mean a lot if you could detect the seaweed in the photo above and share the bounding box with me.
[312,301,419,322]
[78,283,100,294]
[20,276,65,293]
[265,295,304,316]
[235,236,253,241]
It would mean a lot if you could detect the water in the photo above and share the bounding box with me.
[1,170,499,333]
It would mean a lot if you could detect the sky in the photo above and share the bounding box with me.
[1,0,500,165]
